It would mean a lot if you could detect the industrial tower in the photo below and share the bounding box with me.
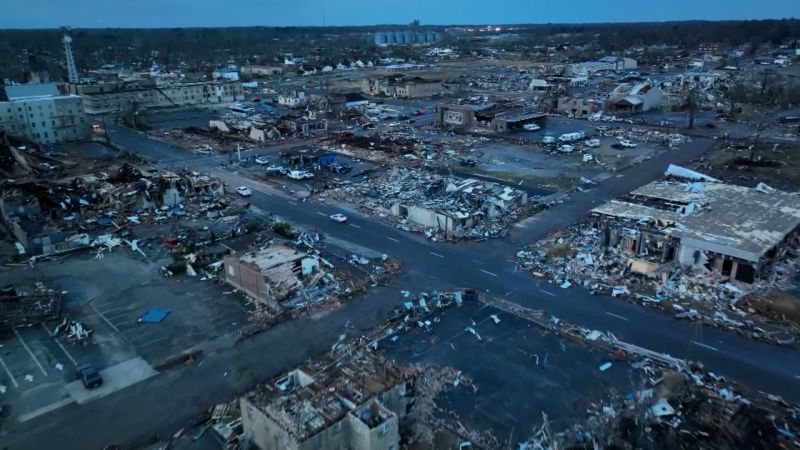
[61,27,78,83]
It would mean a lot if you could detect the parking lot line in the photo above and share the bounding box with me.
[43,324,78,367]
[89,301,123,335]
[133,335,170,349]
[14,328,47,376]
[0,354,19,387]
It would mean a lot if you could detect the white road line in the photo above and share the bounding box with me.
[387,237,400,243]
[538,289,556,297]
[349,223,361,229]
[692,340,719,352]
[480,269,498,277]
[133,335,171,349]
[0,354,18,388]
[316,212,328,217]
[605,312,629,321]
[14,328,47,376]
[429,251,444,258]
[288,201,298,206]
[95,305,128,315]
[43,324,78,367]
[89,301,123,335]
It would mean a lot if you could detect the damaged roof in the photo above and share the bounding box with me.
[592,181,800,262]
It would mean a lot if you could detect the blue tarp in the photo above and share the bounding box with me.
[138,308,171,323]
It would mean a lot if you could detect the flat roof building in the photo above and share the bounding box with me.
[0,83,88,144]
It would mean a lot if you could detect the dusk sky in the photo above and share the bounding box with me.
[1,0,797,29]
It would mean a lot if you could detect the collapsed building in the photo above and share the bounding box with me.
[591,168,800,284]
[240,349,413,450]
[1,162,226,257]
[0,282,62,331]
[436,103,546,133]
[223,244,334,310]
[328,167,530,239]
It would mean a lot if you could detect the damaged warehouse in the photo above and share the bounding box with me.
[591,170,800,284]
[239,350,413,450]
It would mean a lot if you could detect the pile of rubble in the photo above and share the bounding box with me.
[0,282,62,331]
[597,126,691,148]
[515,223,800,346]
[322,166,534,240]
[156,126,253,153]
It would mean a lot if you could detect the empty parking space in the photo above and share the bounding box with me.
[90,278,247,363]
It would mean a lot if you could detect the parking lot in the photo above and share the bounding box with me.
[0,247,248,423]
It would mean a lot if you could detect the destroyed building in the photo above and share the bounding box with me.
[435,103,546,133]
[591,169,800,284]
[329,168,529,239]
[0,283,62,331]
[64,78,243,114]
[223,245,330,310]
[240,350,413,450]
[362,76,444,99]
[606,79,663,113]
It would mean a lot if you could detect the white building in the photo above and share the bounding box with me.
[0,83,88,144]
[278,91,307,107]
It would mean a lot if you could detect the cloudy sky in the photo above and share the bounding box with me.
[1,0,797,28]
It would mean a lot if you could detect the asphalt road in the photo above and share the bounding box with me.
[4,126,798,450]
[106,124,800,397]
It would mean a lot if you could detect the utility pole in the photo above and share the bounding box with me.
[687,87,697,129]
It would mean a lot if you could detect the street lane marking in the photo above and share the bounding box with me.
[0,354,18,388]
[480,269,498,277]
[349,223,361,229]
[538,289,556,297]
[43,324,78,367]
[387,237,400,243]
[692,340,719,352]
[14,328,47,376]
[316,212,328,217]
[429,251,444,258]
[606,312,629,321]
[288,201,298,206]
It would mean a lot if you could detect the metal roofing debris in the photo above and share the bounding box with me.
[664,164,720,182]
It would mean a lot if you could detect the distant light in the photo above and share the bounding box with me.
[495,27,501,32]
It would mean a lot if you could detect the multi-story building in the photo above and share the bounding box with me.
[362,76,443,99]
[240,350,413,450]
[240,65,284,78]
[64,78,243,114]
[0,83,88,144]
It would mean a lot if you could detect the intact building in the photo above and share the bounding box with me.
[373,30,442,46]
[0,83,88,144]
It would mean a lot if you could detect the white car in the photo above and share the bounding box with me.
[235,186,252,197]
[559,144,575,153]
[523,123,541,131]
[255,156,270,165]
[329,213,348,223]
[287,170,314,180]
[619,139,637,148]
[585,139,601,148]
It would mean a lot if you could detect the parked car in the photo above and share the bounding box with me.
[559,144,575,153]
[255,156,270,165]
[459,158,477,167]
[329,213,348,223]
[235,186,252,196]
[265,165,288,175]
[585,139,601,148]
[287,170,314,180]
[331,164,352,174]
[595,125,610,132]
[612,139,637,149]
[76,364,103,389]
[542,136,556,144]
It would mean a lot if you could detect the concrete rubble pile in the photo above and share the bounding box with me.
[515,224,800,346]
[324,166,534,240]
[2,161,229,262]
[597,126,691,148]
[228,232,402,341]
